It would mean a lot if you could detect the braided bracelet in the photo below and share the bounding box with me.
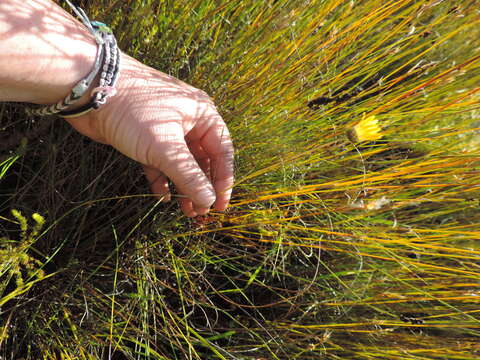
[26,0,120,117]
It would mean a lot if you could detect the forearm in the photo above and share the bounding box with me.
[0,0,97,104]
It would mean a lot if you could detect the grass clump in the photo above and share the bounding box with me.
[0,0,479,359]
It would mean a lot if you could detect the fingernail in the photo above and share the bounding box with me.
[187,211,198,218]
[214,203,227,211]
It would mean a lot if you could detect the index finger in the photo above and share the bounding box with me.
[199,115,234,211]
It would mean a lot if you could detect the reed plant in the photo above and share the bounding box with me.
[0,0,479,358]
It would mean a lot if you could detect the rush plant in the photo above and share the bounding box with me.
[0,0,479,359]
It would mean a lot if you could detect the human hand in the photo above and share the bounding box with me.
[65,54,234,217]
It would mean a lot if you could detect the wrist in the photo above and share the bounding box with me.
[0,0,98,105]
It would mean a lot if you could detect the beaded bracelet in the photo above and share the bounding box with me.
[60,21,121,118]
[26,0,120,118]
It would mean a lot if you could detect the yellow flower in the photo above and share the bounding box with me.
[348,114,383,142]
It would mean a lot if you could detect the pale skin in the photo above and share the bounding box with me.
[0,0,234,217]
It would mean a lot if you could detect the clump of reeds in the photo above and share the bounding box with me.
[1,0,479,359]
